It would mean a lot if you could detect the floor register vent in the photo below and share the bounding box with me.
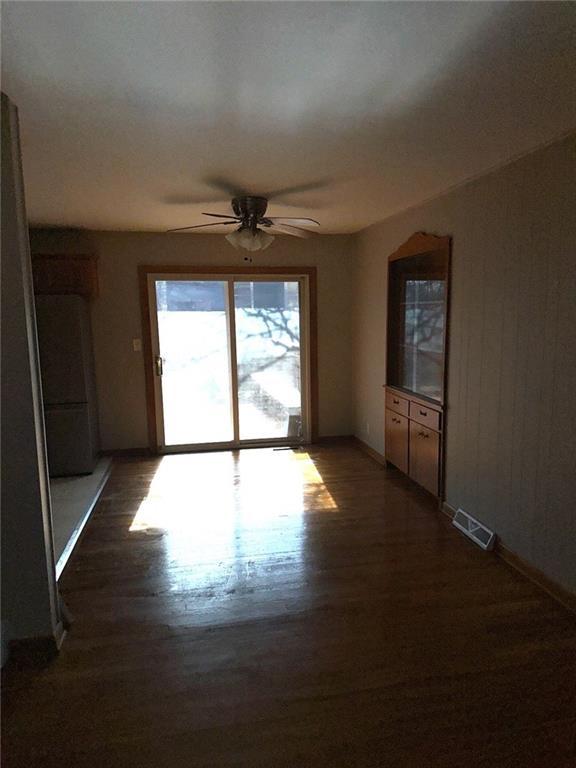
[452,508,496,551]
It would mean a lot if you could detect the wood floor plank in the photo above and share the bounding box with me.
[2,443,575,767]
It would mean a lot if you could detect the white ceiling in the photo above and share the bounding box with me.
[2,1,575,234]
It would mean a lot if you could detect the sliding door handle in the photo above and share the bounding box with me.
[155,356,164,376]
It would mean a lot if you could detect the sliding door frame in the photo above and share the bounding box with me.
[138,265,318,453]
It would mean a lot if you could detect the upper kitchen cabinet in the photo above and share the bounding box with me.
[32,253,99,299]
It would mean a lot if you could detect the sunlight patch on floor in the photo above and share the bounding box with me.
[128,449,337,536]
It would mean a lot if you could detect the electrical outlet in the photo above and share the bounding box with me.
[132,338,142,352]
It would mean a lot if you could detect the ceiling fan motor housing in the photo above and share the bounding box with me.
[232,196,268,231]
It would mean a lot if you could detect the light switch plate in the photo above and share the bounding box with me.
[132,338,142,352]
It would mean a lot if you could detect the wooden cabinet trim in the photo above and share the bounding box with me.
[388,231,451,262]
[407,391,443,412]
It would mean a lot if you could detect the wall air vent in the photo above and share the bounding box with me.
[452,508,496,551]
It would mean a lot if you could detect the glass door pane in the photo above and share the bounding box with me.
[234,281,303,441]
[155,280,233,446]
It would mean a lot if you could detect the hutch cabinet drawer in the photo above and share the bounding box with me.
[409,401,441,431]
[385,409,409,474]
[385,390,410,417]
[409,422,440,496]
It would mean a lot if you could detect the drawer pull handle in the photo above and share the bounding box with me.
[393,399,399,404]
[419,409,427,416]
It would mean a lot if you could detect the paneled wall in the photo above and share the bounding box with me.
[353,134,576,591]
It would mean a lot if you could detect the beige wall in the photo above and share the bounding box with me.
[30,231,355,450]
[353,134,576,591]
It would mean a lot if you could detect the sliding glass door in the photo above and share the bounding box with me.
[149,274,310,451]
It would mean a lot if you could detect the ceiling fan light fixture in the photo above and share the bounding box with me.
[253,229,274,251]
[225,228,274,251]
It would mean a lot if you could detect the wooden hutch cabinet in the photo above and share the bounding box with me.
[384,232,450,498]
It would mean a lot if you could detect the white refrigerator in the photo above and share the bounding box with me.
[35,294,99,476]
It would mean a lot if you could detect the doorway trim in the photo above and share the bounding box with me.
[138,265,318,453]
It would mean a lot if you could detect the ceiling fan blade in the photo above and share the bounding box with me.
[203,176,246,197]
[201,213,240,220]
[166,221,239,233]
[267,223,312,239]
[267,217,320,227]
[162,194,229,206]
[264,179,331,200]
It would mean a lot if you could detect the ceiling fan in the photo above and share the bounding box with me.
[167,196,320,251]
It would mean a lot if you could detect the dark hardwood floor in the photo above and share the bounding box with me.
[3,443,575,766]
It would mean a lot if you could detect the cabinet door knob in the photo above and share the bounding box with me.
[393,399,399,404]
[419,409,427,416]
